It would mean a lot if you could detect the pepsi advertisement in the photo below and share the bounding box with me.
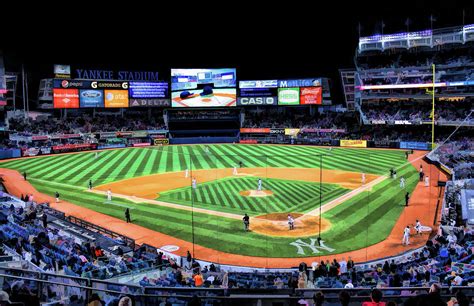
[79,89,104,108]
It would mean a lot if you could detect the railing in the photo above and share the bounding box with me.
[67,215,135,249]
[2,271,474,306]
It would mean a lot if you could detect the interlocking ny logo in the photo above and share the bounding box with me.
[290,239,335,255]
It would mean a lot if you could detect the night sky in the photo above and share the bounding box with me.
[2,0,472,103]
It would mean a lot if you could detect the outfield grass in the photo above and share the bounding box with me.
[158,177,350,215]
[0,145,418,257]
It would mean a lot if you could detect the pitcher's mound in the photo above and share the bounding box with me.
[240,190,274,197]
[251,212,331,237]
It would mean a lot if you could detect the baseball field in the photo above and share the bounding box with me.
[0,144,420,259]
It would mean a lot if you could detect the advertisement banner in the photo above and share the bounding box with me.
[97,144,126,150]
[53,88,79,108]
[240,139,258,144]
[239,80,278,88]
[131,131,148,138]
[148,129,169,134]
[79,89,104,108]
[22,147,51,157]
[99,132,117,139]
[132,142,151,147]
[91,81,128,90]
[153,138,170,145]
[104,90,129,108]
[372,140,393,148]
[116,131,133,137]
[31,135,49,141]
[237,97,278,106]
[240,128,270,134]
[57,134,81,139]
[51,143,97,153]
[301,128,346,133]
[239,87,278,97]
[54,79,92,89]
[278,88,300,105]
[300,87,322,105]
[278,78,321,88]
[340,139,367,148]
[129,98,170,107]
[400,141,430,150]
[284,128,301,136]
[371,120,386,124]
[269,128,285,135]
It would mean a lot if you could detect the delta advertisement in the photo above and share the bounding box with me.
[53,88,80,108]
[340,140,368,148]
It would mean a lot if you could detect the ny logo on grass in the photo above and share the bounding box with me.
[290,239,335,255]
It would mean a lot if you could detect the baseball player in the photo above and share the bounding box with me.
[107,189,112,202]
[88,180,93,190]
[402,226,410,245]
[95,152,99,159]
[233,166,238,176]
[361,172,366,185]
[400,177,405,189]
[288,214,295,230]
[192,177,197,189]
[257,178,262,191]
[424,176,430,187]
[55,191,60,203]
[185,168,189,178]
[415,220,422,235]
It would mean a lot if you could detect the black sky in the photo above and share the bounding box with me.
[1,0,472,102]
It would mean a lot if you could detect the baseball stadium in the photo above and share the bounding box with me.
[0,4,473,305]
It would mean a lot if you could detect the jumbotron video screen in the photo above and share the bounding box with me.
[171,68,237,107]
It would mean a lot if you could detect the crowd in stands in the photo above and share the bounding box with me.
[357,44,474,70]
[361,99,473,123]
[429,139,474,180]
[243,110,356,130]
[8,112,167,135]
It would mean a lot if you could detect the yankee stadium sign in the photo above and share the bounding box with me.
[75,69,159,81]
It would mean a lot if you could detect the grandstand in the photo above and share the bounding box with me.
[0,18,473,306]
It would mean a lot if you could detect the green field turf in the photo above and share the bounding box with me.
[158,177,350,215]
[0,145,419,258]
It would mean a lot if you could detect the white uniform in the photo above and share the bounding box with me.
[402,227,410,245]
[361,173,366,185]
[400,177,405,188]
[192,178,197,189]
[95,152,98,159]
[107,190,112,202]
[424,176,429,187]
[233,167,238,175]
[185,168,189,178]
[415,221,421,234]
[288,216,294,230]
[257,179,262,191]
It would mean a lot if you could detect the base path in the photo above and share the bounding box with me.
[0,150,445,268]
[94,167,379,199]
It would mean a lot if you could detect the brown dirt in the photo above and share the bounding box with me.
[239,190,274,197]
[0,149,446,268]
[251,213,331,237]
[95,167,379,200]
